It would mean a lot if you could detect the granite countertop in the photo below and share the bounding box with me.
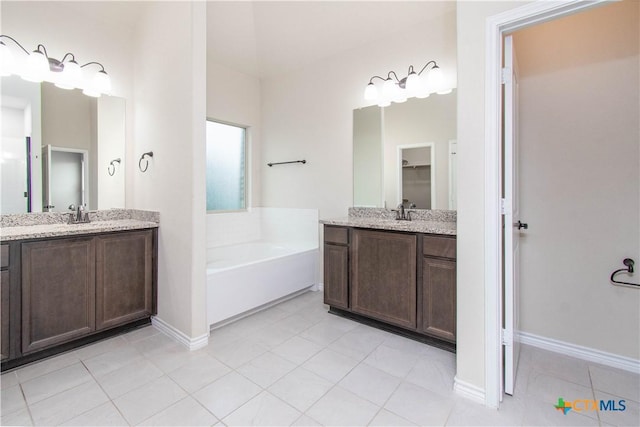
[320,217,456,235]
[0,209,159,242]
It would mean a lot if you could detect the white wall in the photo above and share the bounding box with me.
[206,62,262,208]
[131,1,208,340]
[96,96,126,209]
[260,12,457,220]
[515,0,639,359]
[353,106,383,208]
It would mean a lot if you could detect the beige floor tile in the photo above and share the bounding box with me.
[95,357,163,399]
[302,348,360,383]
[192,371,262,420]
[29,380,109,426]
[83,346,143,377]
[1,371,20,390]
[369,408,417,426]
[138,396,218,426]
[595,390,640,427]
[271,336,323,365]
[59,401,128,426]
[339,363,401,406]
[223,391,301,426]
[268,367,333,412]
[307,386,379,426]
[167,353,231,393]
[21,363,92,405]
[384,381,455,426]
[590,364,640,402]
[1,406,33,426]
[112,375,187,425]
[237,351,296,388]
[207,338,268,369]
[1,384,27,415]
[363,344,420,378]
[15,351,79,383]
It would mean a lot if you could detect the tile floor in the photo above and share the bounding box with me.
[1,290,638,426]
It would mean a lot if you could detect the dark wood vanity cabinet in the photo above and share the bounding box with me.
[323,227,349,309]
[351,229,417,329]
[1,228,157,370]
[95,231,154,330]
[323,224,456,348]
[1,245,9,361]
[420,236,457,342]
[21,237,96,354]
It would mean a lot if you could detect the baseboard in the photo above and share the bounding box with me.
[518,331,640,374]
[317,282,324,291]
[152,316,209,351]
[453,376,486,404]
[209,285,316,331]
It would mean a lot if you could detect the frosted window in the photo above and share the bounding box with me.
[206,121,246,211]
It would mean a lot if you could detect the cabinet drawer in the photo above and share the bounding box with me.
[324,226,348,245]
[422,236,456,259]
[1,245,8,268]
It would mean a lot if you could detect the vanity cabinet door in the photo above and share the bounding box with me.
[421,257,456,342]
[1,271,9,361]
[95,230,153,330]
[351,229,417,329]
[21,237,96,354]
[324,243,349,309]
[1,244,8,361]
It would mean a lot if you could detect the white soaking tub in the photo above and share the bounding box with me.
[206,240,318,327]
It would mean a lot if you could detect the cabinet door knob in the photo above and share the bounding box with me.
[516,221,528,230]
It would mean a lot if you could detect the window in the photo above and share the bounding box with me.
[206,120,247,211]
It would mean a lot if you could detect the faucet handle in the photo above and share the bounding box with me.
[68,204,75,211]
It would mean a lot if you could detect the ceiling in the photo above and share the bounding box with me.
[206,1,456,78]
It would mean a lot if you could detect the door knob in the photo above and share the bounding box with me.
[516,221,528,230]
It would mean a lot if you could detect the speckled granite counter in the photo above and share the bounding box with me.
[321,217,456,235]
[0,209,159,242]
[320,207,456,235]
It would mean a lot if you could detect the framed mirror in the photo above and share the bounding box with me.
[353,91,456,210]
[1,76,126,214]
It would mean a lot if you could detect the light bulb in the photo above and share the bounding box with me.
[382,78,397,99]
[55,60,82,90]
[0,42,15,76]
[393,90,407,103]
[23,50,49,82]
[405,72,421,95]
[427,66,444,93]
[93,70,111,94]
[364,83,378,101]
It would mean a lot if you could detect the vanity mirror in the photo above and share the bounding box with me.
[353,91,456,210]
[1,76,125,214]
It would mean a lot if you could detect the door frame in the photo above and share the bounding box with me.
[483,0,609,408]
[396,142,435,209]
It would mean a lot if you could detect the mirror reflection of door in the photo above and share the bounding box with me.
[42,145,87,212]
[398,144,434,209]
[1,99,32,214]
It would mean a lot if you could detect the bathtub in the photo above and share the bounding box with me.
[206,240,319,327]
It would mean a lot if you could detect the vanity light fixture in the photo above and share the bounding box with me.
[0,35,112,97]
[364,60,452,107]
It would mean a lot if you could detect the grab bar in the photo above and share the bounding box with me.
[267,159,306,167]
[610,258,638,288]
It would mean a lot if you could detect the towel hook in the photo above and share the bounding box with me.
[139,151,153,173]
[108,158,121,176]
